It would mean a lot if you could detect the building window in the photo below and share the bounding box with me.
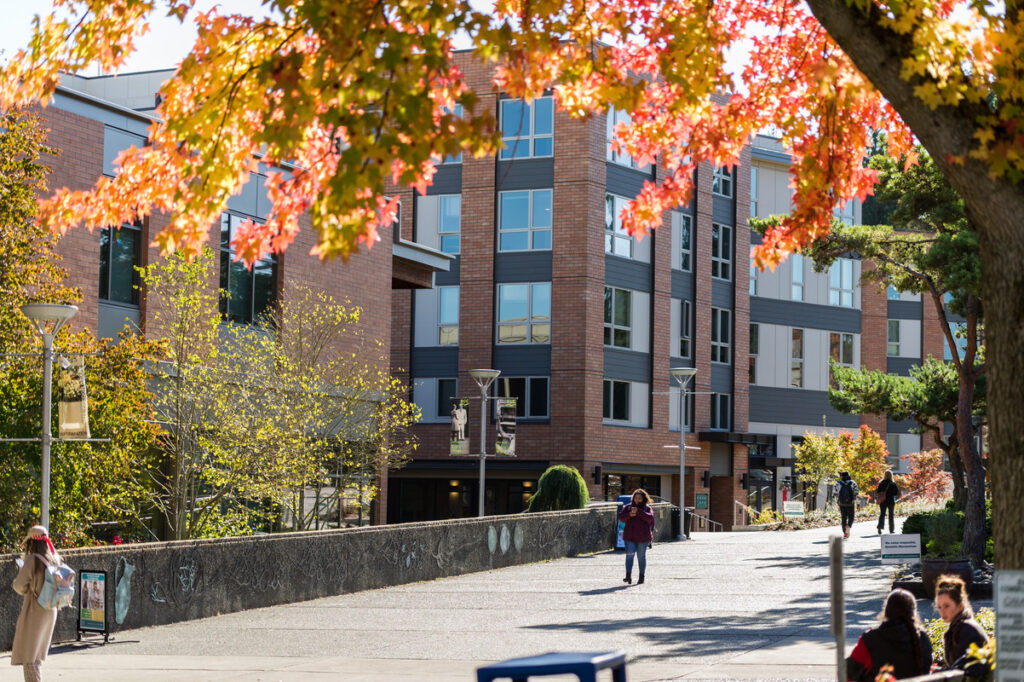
[500,96,553,159]
[438,286,459,345]
[499,189,552,251]
[679,300,692,359]
[749,323,759,384]
[887,320,901,356]
[712,166,733,197]
[219,213,277,324]
[437,195,461,254]
[834,200,855,226]
[441,104,463,164]
[791,253,804,301]
[886,434,901,470]
[711,307,731,364]
[944,322,968,361]
[99,221,142,305]
[791,328,804,388]
[604,287,632,349]
[830,332,854,367]
[750,167,758,217]
[829,258,854,307]
[711,223,732,280]
[670,386,693,432]
[436,378,457,419]
[497,283,551,344]
[749,259,758,296]
[603,379,631,422]
[605,194,634,258]
[710,393,731,430]
[887,286,903,300]
[676,212,693,271]
[606,106,649,171]
[494,376,549,419]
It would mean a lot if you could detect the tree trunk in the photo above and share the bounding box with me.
[945,439,966,511]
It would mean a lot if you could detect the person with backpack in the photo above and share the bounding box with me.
[875,470,901,534]
[834,471,859,539]
[11,525,64,682]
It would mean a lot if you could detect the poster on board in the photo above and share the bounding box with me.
[449,398,470,455]
[78,571,106,634]
[495,398,517,456]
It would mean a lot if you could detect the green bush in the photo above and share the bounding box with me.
[526,465,590,512]
[904,501,993,561]
[924,509,964,557]
[924,607,995,665]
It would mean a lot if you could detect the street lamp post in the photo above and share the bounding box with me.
[670,367,698,539]
[468,368,500,517]
[20,303,79,529]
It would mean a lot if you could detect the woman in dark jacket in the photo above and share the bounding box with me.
[875,470,900,534]
[935,575,990,677]
[618,489,655,585]
[847,588,932,681]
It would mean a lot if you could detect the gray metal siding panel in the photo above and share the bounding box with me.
[605,163,652,198]
[605,257,651,292]
[750,228,763,246]
[711,280,734,309]
[752,146,791,164]
[411,348,459,377]
[887,357,919,376]
[671,272,695,300]
[98,302,141,340]
[887,300,922,320]
[887,418,918,434]
[749,386,861,428]
[494,253,553,283]
[712,195,735,225]
[603,349,650,382]
[495,159,554,190]
[52,91,152,135]
[750,298,862,333]
[426,166,462,195]
[434,257,461,286]
[493,346,552,375]
[710,364,733,393]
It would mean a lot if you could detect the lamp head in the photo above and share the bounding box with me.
[669,366,698,387]
[468,368,501,391]
[20,303,79,336]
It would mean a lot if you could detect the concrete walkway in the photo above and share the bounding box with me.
[2,519,918,681]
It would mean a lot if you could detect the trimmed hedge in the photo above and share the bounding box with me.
[526,465,590,512]
[903,499,992,561]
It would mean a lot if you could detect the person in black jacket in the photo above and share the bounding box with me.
[847,588,932,681]
[936,575,990,677]
[834,471,858,539]
[875,470,901,534]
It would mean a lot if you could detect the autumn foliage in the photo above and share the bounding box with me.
[897,449,953,503]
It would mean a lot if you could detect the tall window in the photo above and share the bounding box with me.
[749,323,759,384]
[438,286,459,345]
[604,287,632,349]
[829,258,854,307]
[676,212,693,271]
[830,332,854,367]
[606,107,649,171]
[791,253,804,301]
[497,283,551,344]
[671,387,693,432]
[886,434,902,470]
[887,320,901,356]
[500,97,553,159]
[495,376,549,419]
[605,194,633,258]
[750,167,758,217]
[887,286,902,300]
[679,300,692,359]
[711,223,732,280]
[712,166,733,197]
[791,328,804,388]
[441,104,463,164]
[99,221,142,305]
[437,195,462,254]
[710,393,731,430]
[749,259,758,296]
[436,379,457,419]
[944,322,968,361]
[711,307,731,364]
[499,189,552,251]
[220,213,277,324]
[603,379,631,422]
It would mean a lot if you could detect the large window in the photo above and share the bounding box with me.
[710,393,731,430]
[829,258,855,307]
[604,287,632,348]
[437,195,462,254]
[750,259,758,296]
[711,307,731,364]
[219,213,277,324]
[99,222,142,305]
[500,97,553,159]
[606,107,650,171]
[944,322,968,361]
[830,332,854,367]
[887,320,901,356]
[750,167,758,217]
[670,387,693,432]
[711,223,732,280]
[603,379,631,422]
[605,194,634,258]
[791,253,804,301]
[712,166,733,197]
[438,286,459,345]
[441,104,463,164]
[436,379,457,419]
[679,300,692,359]
[749,323,759,384]
[494,376,549,419]
[499,189,552,251]
[676,212,692,271]
[791,328,804,388]
[497,283,551,344]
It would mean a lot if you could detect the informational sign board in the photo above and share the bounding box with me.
[783,501,805,518]
[996,570,1024,682]
[449,398,470,456]
[495,398,517,456]
[58,358,90,439]
[879,534,921,565]
[695,493,708,510]
[78,570,107,639]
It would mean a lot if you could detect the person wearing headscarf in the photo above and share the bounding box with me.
[11,525,62,682]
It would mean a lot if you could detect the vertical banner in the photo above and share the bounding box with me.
[495,398,517,456]
[58,357,90,439]
[79,571,107,633]
[449,398,470,455]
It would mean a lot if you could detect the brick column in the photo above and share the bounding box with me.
[860,263,888,438]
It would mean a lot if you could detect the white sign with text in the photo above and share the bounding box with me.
[880,534,921,565]
[997,570,1024,682]
[783,501,804,518]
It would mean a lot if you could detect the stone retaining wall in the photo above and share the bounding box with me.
[2,503,672,651]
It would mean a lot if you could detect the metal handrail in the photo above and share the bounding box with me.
[689,512,722,532]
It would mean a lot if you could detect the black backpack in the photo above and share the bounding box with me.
[838,480,855,505]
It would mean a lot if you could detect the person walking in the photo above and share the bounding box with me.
[846,588,932,681]
[834,471,859,539]
[875,470,901,534]
[11,525,62,682]
[935,575,990,677]
[618,489,655,585]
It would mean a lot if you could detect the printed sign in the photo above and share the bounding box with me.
[783,501,805,518]
[695,493,708,510]
[58,357,90,439]
[996,570,1024,682]
[79,571,106,633]
[449,398,470,456]
[880,534,922,565]
[495,398,517,456]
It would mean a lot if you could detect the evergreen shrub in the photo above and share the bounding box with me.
[526,465,590,512]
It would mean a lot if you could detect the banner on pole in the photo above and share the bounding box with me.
[495,398,517,456]
[58,357,90,440]
[449,398,470,455]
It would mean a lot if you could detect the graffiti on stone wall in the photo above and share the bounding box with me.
[379,533,430,570]
[114,556,135,624]
[233,547,284,593]
[427,526,478,571]
[486,523,526,556]
[150,550,202,608]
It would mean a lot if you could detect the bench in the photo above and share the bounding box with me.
[476,651,628,682]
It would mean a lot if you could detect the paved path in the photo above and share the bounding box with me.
[2,519,931,681]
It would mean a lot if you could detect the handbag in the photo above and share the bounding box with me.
[877,484,888,505]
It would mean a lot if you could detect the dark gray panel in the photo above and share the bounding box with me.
[710,364,733,393]
[603,349,650,382]
[98,302,140,340]
[496,159,554,190]
[426,166,463,195]
[671,271,695,300]
[493,345,551,375]
[887,418,919,434]
[495,252,552,283]
[605,163,652,199]
[750,227,763,246]
[887,357,919,376]
[435,257,461,286]
[605,256,651,292]
[411,348,458,377]
[712,195,735,225]
[750,298,862,333]
[103,127,146,177]
[887,300,922,320]
[749,386,861,428]
[668,357,695,371]
[711,280,734,309]
[52,91,152,135]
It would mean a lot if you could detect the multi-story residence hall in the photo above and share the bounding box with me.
[388,54,954,527]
